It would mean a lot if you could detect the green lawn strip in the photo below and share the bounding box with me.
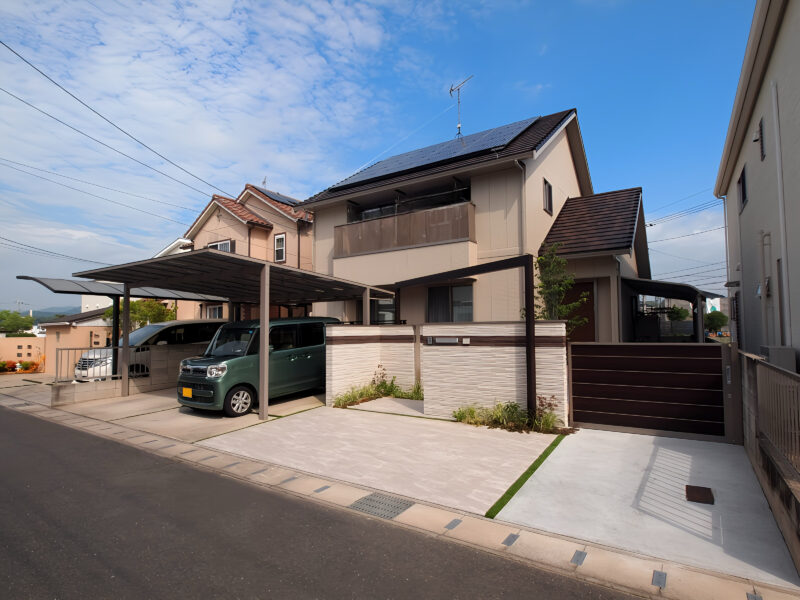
[485,434,566,519]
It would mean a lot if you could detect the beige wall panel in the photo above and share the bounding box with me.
[399,285,427,325]
[524,129,583,254]
[473,168,521,260]
[313,204,347,276]
[473,270,523,322]
[332,241,476,286]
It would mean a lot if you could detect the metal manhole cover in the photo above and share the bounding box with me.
[349,492,414,520]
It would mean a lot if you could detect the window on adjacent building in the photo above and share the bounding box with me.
[759,118,765,161]
[543,179,553,214]
[206,305,223,319]
[427,285,473,323]
[207,240,232,252]
[737,167,748,211]
[274,233,286,263]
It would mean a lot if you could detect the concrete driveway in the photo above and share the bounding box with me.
[200,406,556,514]
[59,388,323,443]
[496,428,799,588]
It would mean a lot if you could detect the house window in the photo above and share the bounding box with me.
[16,353,22,358]
[737,167,748,211]
[207,240,232,252]
[274,233,286,263]
[543,179,553,214]
[206,305,223,319]
[17,345,22,350]
[759,118,765,161]
[427,285,473,323]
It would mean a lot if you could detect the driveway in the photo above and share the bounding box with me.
[200,406,556,514]
[496,428,799,588]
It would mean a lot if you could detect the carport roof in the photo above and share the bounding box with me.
[622,277,706,303]
[72,248,393,304]
[17,275,227,302]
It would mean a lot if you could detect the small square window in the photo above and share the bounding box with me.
[207,240,232,252]
[17,345,22,349]
[206,305,223,319]
[543,179,553,215]
[274,234,286,263]
[16,353,22,357]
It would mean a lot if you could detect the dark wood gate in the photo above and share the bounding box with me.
[570,343,724,436]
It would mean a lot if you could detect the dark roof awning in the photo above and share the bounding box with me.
[70,249,393,304]
[17,276,227,302]
[622,277,706,303]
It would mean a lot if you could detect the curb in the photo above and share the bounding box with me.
[2,393,798,600]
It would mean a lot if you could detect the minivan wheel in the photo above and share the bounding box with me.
[224,386,254,417]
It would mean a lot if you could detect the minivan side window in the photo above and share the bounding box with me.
[247,330,260,355]
[298,323,324,347]
[270,325,297,351]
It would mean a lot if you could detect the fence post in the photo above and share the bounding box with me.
[721,342,743,444]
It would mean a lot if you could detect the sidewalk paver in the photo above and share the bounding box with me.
[444,515,519,550]
[200,406,555,514]
[394,503,462,535]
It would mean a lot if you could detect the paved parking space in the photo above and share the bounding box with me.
[62,388,177,420]
[496,428,800,588]
[200,406,556,514]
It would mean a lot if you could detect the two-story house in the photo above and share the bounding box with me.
[176,184,314,320]
[305,108,653,342]
[715,0,798,372]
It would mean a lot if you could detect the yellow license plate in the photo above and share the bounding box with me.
[182,387,192,398]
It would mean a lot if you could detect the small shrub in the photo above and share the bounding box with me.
[532,395,563,434]
[453,396,565,434]
[3,361,17,372]
[333,366,425,407]
[333,383,378,408]
[0,361,7,373]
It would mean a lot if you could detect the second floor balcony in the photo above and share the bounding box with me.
[333,202,476,259]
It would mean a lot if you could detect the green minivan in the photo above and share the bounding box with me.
[176,317,339,417]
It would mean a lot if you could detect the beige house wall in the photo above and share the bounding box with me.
[0,337,46,364]
[723,0,800,363]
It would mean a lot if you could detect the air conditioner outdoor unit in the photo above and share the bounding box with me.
[759,346,798,372]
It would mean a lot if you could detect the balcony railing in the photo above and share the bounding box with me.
[334,202,475,259]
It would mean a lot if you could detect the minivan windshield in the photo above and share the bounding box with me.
[205,327,256,358]
[117,323,166,347]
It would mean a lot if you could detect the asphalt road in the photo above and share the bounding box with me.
[0,406,636,599]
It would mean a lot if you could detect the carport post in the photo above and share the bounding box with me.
[227,301,235,322]
[524,254,537,416]
[121,284,130,397]
[259,264,270,420]
[362,288,371,326]
[111,296,120,377]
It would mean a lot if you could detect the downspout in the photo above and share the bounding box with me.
[759,231,770,347]
[771,81,792,346]
[247,225,252,257]
[514,160,528,254]
[298,222,302,269]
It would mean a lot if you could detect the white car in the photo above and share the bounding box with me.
[74,320,224,380]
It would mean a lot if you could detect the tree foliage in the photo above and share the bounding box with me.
[103,299,176,331]
[667,306,690,322]
[704,310,729,331]
[534,243,588,334]
[0,310,34,334]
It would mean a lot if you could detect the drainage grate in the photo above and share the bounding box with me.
[651,570,667,589]
[444,518,462,530]
[349,492,414,520]
[314,485,331,493]
[570,550,587,566]
[746,593,763,600]
[686,485,715,505]
[502,533,519,547]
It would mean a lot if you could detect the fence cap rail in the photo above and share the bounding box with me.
[741,349,800,380]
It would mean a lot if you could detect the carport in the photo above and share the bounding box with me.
[73,249,393,419]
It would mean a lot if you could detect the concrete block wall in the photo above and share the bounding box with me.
[420,321,568,423]
[325,325,415,406]
[51,343,206,407]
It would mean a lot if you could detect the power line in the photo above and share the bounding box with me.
[655,260,727,277]
[0,39,234,198]
[0,235,110,265]
[649,226,725,243]
[660,267,728,280]
[0,162,190,226]
[647,187,713,215]
[649,247,721,264]
[0,156,196,211]
[0,86,211,198]
[648,199,723,225]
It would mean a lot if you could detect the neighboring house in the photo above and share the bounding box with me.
[40,308,112,375]
[305,109,672,342]
[176,184,314,320]
[714,0,798,371]
[0,335,45,364]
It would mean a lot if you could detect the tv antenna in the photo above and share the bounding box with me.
[261,176,267,187]
[449,75,473,139]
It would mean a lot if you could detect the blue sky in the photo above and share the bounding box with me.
[0,0,755,308]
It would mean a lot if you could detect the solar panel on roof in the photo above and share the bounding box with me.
[331,116,538,190]
[254,186,300,206]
